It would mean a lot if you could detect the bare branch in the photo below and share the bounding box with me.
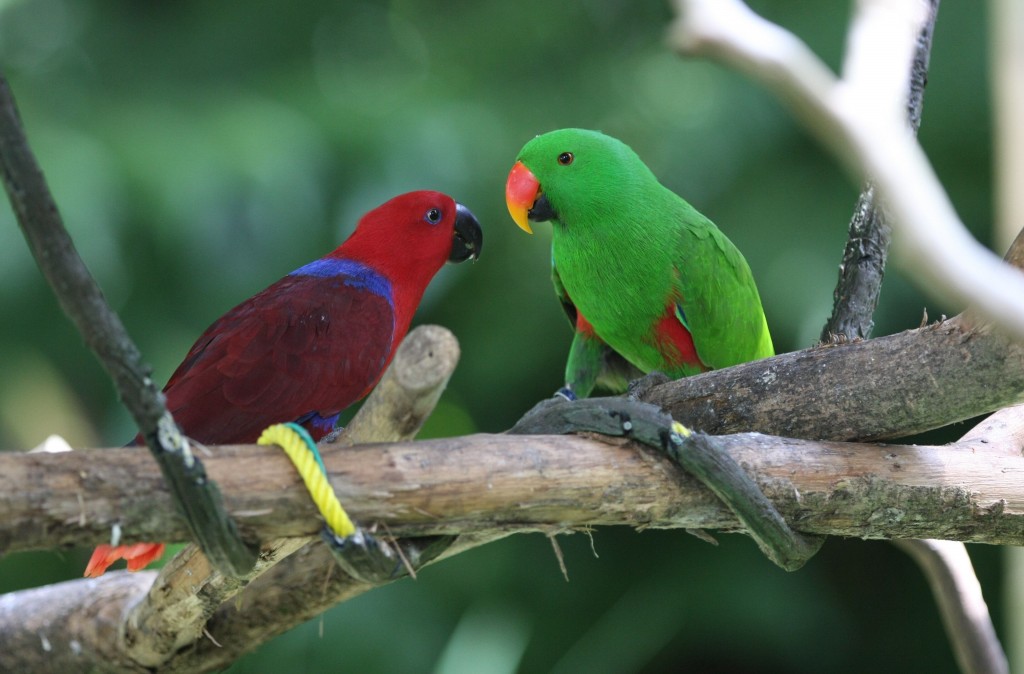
[644,313,1024,442]
[3,419,1024,554]
[821,0,937,341]
[894,540,1010,674]
[4,400,1024,671]
[3,301,1024,671]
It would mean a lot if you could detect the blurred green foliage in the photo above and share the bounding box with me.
[0,1,1002,672]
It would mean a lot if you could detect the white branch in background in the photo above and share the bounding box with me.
[896,540,1010,674]
[990,2,1024,672]
[671,0,1024,341]
[991,0,1024,254]
[840,0,926,121]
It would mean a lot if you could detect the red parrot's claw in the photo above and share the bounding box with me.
[84,542,167,577]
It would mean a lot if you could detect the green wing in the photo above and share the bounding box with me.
[672,204,774,370]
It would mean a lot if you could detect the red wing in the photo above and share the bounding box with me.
[164,275,395,444]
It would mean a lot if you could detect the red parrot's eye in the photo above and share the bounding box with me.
[557,152,574,166]
[424,208,442,224]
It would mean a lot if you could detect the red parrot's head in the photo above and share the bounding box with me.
[342,190,482,277]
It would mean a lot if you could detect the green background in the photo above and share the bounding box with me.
[0,1,1004,672]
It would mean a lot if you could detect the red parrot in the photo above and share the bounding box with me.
[85,190,482,576]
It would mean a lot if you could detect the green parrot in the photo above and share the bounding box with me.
[505,128,773,399]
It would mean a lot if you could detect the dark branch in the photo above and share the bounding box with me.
[820,0,938,342]
[644,313,1024,442]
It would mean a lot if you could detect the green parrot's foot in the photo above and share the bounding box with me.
[660,428,825,571]
[507,396,824,571]
[555,386,578,401]
[626,371,671,401]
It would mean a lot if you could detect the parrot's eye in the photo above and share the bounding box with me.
[557,152,574,166]
[424,208,442,225]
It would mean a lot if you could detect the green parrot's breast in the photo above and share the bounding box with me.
[552,225,680,374]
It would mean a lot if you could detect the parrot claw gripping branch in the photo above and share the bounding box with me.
[509,396,823,571]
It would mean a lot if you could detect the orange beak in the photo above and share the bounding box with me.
[505,161,540,234]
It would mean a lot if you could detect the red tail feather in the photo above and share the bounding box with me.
[84,542,167,577]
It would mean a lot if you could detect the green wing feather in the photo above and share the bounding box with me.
[671,201,774,369]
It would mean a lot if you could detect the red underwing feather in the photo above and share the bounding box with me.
[654,303,707,372]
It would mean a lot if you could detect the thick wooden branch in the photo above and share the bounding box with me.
[6,415,1024,671]
[2,314,1021,672]
[4,425,1024,555]
[644,313,1024,442]
[2,310,1021,558]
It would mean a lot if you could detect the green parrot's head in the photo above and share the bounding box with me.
[505,128,655,234]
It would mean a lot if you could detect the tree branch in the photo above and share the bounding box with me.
[643,312,1024,442]
[894,540,1010,674]
[1,304,1021,558]
[7,424,1024,552]
[4,401,1024,670]
[2,305,1022,672]
[821,0,937,341]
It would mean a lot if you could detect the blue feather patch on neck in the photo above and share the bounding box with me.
[289,258,392,298]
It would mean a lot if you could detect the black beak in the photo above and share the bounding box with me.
[528,193,556,223]
[449,202,483,263]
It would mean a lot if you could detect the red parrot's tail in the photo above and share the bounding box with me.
[84,542,167,577]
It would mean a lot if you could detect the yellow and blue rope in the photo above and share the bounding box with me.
[258,422,406,582]
[257,422,356,538]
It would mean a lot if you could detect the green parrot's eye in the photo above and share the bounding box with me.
[424,208,442,224]
[557,152,574,166]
